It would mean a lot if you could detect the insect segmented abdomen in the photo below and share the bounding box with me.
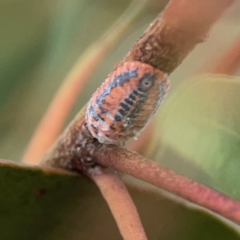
[85,61,170,144]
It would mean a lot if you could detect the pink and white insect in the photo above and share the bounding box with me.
[85,61,170,144]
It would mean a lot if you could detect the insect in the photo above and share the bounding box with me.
[85,61,170,144]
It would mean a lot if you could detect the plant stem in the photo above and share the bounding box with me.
[41,0,237,226]
[42,0,235,170]
[118,0,235,74]
[93,146,240,225]
[16,0,239,239]
[90,167,148,240]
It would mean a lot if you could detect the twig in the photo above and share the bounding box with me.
[93,146,240,225]
[22,0,148,164]
[208,36,240,74]
[90,167,148,240]
[41,0,236,227]
[42,0,235,168]
[118,0,235,74]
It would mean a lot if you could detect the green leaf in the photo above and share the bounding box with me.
[157,76,240,199]
[0,159,239,240]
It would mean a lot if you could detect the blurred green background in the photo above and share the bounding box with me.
[0,1,240,239]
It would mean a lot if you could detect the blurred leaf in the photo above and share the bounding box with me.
[0,159,239,240]
[155,76,240,199]
[0,1,50,110]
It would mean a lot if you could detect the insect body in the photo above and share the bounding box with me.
[85,61,170,144]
